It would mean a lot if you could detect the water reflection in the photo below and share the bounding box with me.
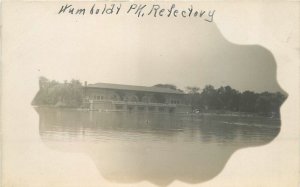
[36,107,280,186]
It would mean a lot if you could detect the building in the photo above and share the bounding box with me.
[82,82,192,113]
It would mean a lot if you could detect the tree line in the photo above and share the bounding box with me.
[154,84,287,116]
[32,78,287,116]
[184,85,286,116]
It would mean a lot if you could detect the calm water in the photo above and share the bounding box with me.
[36,108,280,187]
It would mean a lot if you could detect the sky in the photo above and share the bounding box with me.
[1,2,299,187]
[5,2,287,93]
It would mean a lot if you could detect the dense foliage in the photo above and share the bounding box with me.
[32,77,83,107]
[185,85,287,116]
[154,84,286,116]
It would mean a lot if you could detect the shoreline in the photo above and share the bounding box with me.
[32,105,280,119]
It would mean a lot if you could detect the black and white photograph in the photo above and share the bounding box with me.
[1,1,299,187]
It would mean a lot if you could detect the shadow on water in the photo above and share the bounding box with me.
[36,108,280,187]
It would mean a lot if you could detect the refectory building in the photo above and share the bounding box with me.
[82,82,191,113]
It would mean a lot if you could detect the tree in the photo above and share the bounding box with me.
[239,91,258,112]
[32,77,83,107]
[153,84,183,92]
[200,85,221,110]
[217,86,240,111]
[255,94,272,115]
[269,92,287,116]
[39,76,49,89]
[253,92,286,116]
[185,86,201,110]
[186,86,200,94]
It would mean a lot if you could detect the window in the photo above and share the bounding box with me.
[127,106,134,111]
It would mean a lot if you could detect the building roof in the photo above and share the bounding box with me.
[87,83,184,94]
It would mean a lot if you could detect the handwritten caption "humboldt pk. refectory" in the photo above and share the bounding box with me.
[58,3,216,22]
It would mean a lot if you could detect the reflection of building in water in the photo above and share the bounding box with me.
[37,108,280,186]
[82,82,191,113]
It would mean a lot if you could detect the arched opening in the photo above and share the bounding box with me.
[110,93,120,101]
[123,96,129,102]
[141,96,150,103]
[129,95,139,102]
[149,96,157,103]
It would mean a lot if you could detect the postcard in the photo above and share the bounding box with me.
[1,1,299,187]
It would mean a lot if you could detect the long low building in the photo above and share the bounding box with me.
[82,82,192,113]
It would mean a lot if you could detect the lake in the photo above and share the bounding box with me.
[36,107,280,187]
